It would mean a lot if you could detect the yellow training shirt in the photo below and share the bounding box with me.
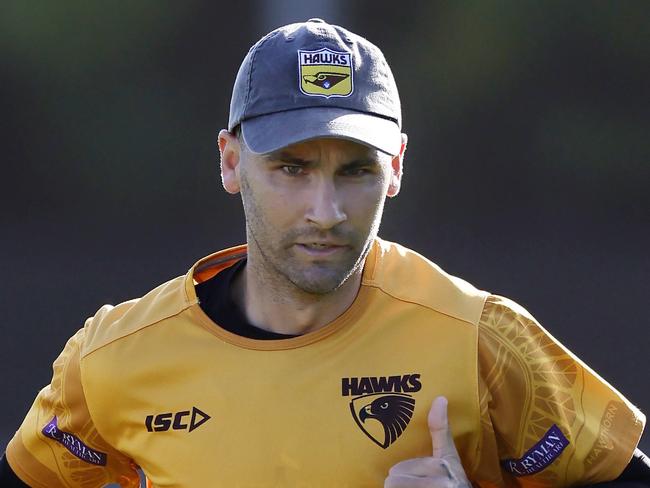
[6,239,645,487]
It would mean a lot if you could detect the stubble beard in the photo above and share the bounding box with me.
[247,222,374,296]
[239,167,385,296]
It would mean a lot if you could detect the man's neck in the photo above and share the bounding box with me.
[231,253,363,336]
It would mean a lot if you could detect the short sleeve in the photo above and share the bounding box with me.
[472,295,645,487]
[5,327,140,488]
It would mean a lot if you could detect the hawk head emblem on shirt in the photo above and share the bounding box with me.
[350,394,416,449]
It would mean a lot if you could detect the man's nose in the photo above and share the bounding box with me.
[304,178,347,229]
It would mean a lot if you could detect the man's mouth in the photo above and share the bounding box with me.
[295,242,347,256]
[303,243,340,248]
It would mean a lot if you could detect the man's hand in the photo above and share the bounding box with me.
[384,396,471,488]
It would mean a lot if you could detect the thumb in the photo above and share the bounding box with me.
[428,396,458,459]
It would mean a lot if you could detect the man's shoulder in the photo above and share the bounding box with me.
[365,239,490,326]
[79,272,195,359]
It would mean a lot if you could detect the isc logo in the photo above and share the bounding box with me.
[145,406,211,433]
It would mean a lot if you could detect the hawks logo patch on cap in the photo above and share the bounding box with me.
[298,48,353,98]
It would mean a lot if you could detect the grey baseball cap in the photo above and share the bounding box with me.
[228,18,402,156]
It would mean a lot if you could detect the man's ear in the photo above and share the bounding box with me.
[218,129,242,194]
[387,133,407,198]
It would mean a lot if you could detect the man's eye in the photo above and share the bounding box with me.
[341,167,370,177]
[281,165,304,176]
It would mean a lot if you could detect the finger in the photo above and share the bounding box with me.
[428,396,458,459]
[388,457,455,478]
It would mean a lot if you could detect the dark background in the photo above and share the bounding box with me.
[1,0,648,470]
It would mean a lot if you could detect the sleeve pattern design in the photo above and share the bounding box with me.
[7,328,140,488]
[475,295,645,487]
[478,296,582,486]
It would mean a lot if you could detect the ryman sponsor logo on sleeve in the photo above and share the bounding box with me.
[42,416,107,466]
[502,424,569,476]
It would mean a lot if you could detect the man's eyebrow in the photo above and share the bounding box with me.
[340,157,381,168]
[262,152,311,165]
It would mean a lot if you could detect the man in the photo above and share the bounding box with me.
[1,18,647,487]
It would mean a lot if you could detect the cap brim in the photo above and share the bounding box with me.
[240,107,402,156]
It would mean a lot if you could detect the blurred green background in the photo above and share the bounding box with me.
[1,0,648,471]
